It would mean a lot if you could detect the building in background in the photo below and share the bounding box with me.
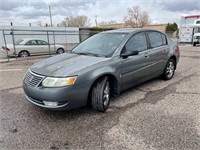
[179,15,200,43]
[98,23,129,29]
[98,23,167,33]
[143,24,167,33]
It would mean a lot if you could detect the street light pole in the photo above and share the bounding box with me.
[95,15,98,27]
[49,5,53,27]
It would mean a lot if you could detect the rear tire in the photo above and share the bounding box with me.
[19,50,29,57]
[56,48,64,54]
[162,59,175,80]
[193,43,196,46]
[91,77,110,112]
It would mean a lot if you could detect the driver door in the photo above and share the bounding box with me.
[120,32,152,90]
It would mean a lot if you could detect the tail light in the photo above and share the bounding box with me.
[175,45,179,53]
[3,47,10,51]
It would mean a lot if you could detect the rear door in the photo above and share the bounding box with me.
[36,40,50,54]
[120,32,152,90]
[146,31,169,74]
[24,40,41,54]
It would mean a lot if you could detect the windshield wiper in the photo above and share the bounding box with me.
[66,51,77,54]
[76,52,105,57]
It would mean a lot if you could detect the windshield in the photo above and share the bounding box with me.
[15,39,24,45]
[72,33,127,57]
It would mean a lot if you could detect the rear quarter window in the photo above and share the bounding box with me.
[161,34,167,45]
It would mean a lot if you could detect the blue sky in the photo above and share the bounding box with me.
[0,0,199,26]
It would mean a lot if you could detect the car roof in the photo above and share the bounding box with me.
[102,28,156,34]
[21,38,45,41]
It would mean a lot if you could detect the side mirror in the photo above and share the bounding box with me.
[121,50,139,58]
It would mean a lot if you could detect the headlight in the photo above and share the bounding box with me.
[42,76,77,87]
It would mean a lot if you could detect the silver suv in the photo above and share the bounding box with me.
[23,29,180,112]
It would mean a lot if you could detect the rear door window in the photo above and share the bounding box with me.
[26,40,37,45]
[37,40,48,45]
[148,32,163,48]
[125,32,147,52]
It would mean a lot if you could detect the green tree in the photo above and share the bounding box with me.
[166,23,178,32]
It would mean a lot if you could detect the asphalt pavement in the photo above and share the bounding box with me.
[0,45,200,150]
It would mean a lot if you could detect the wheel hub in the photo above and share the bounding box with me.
[166,62,174,78]
[103,82,110,106]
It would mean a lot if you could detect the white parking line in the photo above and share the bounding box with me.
[0,69,23,72]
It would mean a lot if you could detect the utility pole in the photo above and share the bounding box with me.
[95,15,98,27]
[49,5,53,27]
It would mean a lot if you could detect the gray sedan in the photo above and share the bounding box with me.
[23,29,180,112]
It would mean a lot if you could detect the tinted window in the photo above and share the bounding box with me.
[125,32,147,52]
[161,34,167,45]
[26,40,37,45]
[148,32,163,48]
[37,40,48,45]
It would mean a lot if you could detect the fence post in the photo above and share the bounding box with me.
[53,31,56,53]
[11,29,17,59]
[2,30,9,61]
[46,31,51,56]
[65,28,67,51]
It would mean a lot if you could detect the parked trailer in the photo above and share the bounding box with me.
[179,15,200,43]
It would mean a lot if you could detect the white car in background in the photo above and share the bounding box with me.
[1,38,66,57]
[193,33,200,46]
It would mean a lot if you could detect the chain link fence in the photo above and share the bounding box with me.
[0,28,100,61]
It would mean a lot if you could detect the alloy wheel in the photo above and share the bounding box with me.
[166,61,175,78]
[103,81,110,107]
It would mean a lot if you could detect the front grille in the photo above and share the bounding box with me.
[24,71,44,87]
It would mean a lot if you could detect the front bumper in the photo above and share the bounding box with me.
[25,94,69,109]
[193,39,200,44]
[23,80,90,110]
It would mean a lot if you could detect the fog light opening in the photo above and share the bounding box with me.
[43,101,58,107]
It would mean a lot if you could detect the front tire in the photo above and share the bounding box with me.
[91,77,110,112]
[162,59,175,80]
[193,43,196,46]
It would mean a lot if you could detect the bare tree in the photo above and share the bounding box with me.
[37,21,42,27]
[58,20,67,27]
[59,16,91,27]
[124,5,151,28]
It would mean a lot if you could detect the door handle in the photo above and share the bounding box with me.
[164,48,168,52]
[144,52,149,59]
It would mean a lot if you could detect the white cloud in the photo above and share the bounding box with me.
[0,0,199,26]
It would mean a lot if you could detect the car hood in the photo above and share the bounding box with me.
[30,53,108,77]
